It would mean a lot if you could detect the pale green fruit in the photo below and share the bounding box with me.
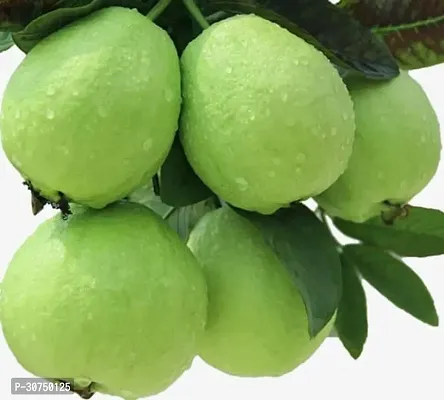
[187,206,334,377]
[0,7,181,208]
[180,14,355,215]
[0,202,207,399]
[315,71,442,222]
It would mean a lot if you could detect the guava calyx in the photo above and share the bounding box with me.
[23,181,71,218]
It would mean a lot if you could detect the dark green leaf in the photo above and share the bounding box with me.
[335,252,368,359]
[0,30,13,51]
[334,206,444,257]
[160,136,213,207]
[339,0,444,70]
[235,203,342,337]
[343,244,439,327]
[12,0,158,53]
[197,0,399,79]
[165,198,218,241]
[0,0,49,31]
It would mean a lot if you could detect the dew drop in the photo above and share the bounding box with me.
[15,109,20,119]
[143,139,153,151]
[342,112,349,121]
[47,85,56,96]
[249,114,256,121]
[301,59,309,66]
[225,66,233,74]
[293,59,300,66]
[235,177,249,191]
[296,153,306,163]
[46,109,55,120]
[164,88,174,102]
[72,90,79,97]
[98,106,107,117]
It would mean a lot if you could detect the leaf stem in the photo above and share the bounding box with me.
[146,0,172,21]
[182,0,210,29]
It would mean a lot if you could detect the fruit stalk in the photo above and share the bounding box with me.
[182,0,210,29]
[146,0,173,20]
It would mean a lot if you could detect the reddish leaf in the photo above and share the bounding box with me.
[340,0,444,69]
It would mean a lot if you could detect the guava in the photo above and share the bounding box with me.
[187,206,334,377]
[180,14,355,215]
[0,7,181,209]
[0,202,207,399]
[315,70,442,222]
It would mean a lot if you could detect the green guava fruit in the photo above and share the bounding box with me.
[180,14,355,215]
[0,7,181,208]
[315,71,442,222]
[187,206,334,377]
[0,202,207,399]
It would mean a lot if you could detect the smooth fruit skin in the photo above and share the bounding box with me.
[0,202,207,398]
[0,7,181,208]
[180,14,355,215]
[315,71,442,222]
[187,206,334,377]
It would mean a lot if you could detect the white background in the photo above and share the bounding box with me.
[1,44,443,400]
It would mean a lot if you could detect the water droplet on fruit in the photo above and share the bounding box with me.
[164,88,174,102]
[321,132,327,139]
[272,157,281,165]
[143,139,153,151]
[301,59,309,66]
[72,90,79,97]
[331,127,337,136]
[61,147,69,155]
[420,134,427,143]
[293,59,300,66]
[249,114,256,121]
[235,177,249,191]
[342,112,349,121]
[281,93,288,102]
[225,66,233,74]
[296,153,306,163]
[47,85,56,96]
[14,109,20,119]
[295,167,301,174]
[98,106,107,117]
[46,109,55,120]
[267,170,276,177]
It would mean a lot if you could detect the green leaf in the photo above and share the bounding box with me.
[127,183,173,217]
[0,30,13,51]
[335,252,368,359]
[165,198,219,241]
[159,136,213,207]
[339,0,444,70]
[128,183,218,241]
[12,0,158,53]
[334,206,444,258]
[0,0,47,31]
[197,0,399,79]
[343,244,439,327]
[235,203,342,337]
